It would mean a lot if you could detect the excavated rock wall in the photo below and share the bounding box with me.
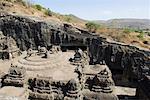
[0,12,53,50]
[0,12,149,78]
[88,38,150,81]
[0,12,91,51]
[0,12,150,100]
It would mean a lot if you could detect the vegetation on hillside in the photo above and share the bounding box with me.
[34,4,43,11]
[44,8,52,16]
[137,32,144,39]
[85,22,100,32]
[123,28,134,34]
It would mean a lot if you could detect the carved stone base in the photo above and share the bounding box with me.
[66,90,80,98]
[102,87,112,93]
[29,90,54,100]
[91,85,103,92]
[3,78,24,87]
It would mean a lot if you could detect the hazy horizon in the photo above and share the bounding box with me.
[32,0,150,20]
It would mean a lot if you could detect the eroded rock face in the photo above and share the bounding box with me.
[1,11,149,78]
[0,12,91,51]
[0,12,50,50]
[88,38,150,81]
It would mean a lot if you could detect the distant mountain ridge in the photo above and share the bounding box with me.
[93,19,150,29]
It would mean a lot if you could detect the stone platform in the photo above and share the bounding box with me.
[16,51,78,81]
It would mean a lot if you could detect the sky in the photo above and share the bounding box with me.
[32,0,150,20]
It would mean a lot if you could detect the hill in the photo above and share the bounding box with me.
[93,19,150,30]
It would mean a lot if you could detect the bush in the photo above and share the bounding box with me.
[62,15,72,22]
[123,28,131,34]
[45,8,52,16]
[85,22,100,32]
[137,32,144,39]
[34,4,43,11]
[65,17,72,22]
[123,28,137,34]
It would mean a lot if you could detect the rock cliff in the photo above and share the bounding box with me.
[0,11,149,79]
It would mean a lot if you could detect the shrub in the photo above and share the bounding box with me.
[34,4,43,11]
[123,28,141,34]
[63,15,72,22]
[123,28,132,34]
[85,22,100,32]
[65,17,72,22]
[45,8,52,16]
[137,32,144,39]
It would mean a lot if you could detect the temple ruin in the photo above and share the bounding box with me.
[0,12,149,100]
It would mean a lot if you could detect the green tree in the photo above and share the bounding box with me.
[85,22,100,32]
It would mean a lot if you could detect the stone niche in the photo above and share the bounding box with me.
[3,64,26,87]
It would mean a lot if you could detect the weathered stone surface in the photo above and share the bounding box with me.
[0,12,93,51]
[136,75,150,100]
[0,31,19,59]
[3,64,26,87]
[88,38,150,81]
[0,12,61,50]
[0,11,149,100]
